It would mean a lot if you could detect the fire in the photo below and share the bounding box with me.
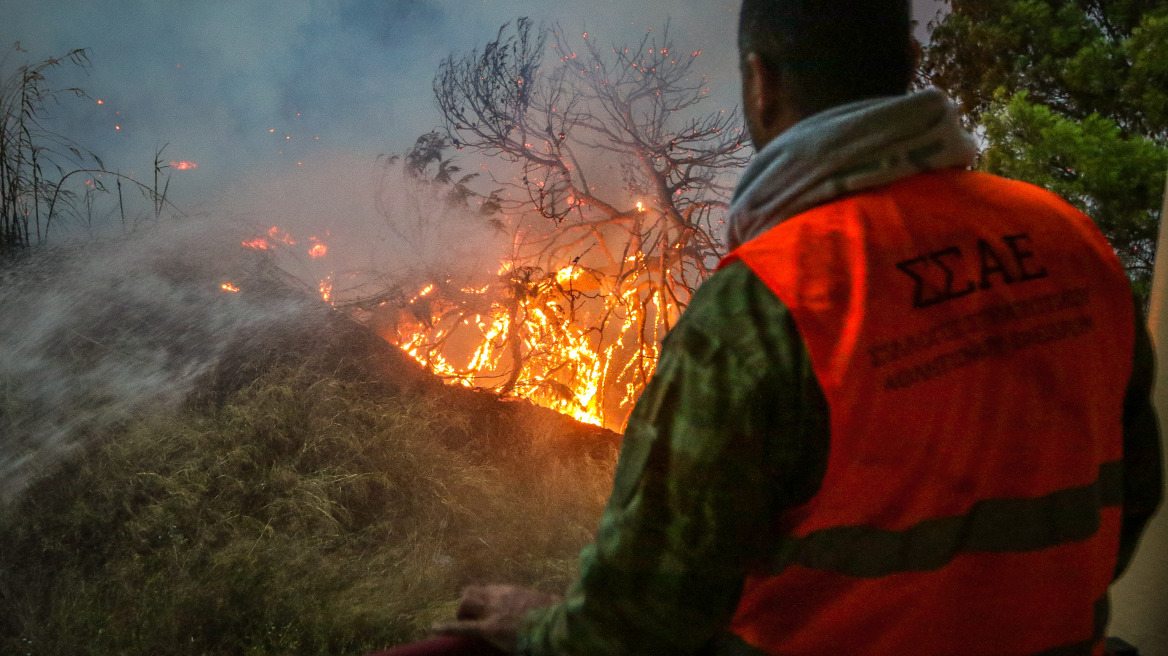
[268,226,295,245]
[221,282,240,293]
[233,221,657,428]
[308,237,328,259]
[169,161,198,170]
[319,276,334,304]
[242,227,329,258]
[636,201,646,213]
[410,284,435,304]
[555,266,582,285]
[390,259,666,428]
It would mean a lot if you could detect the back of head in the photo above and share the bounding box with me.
[738,0,914,115]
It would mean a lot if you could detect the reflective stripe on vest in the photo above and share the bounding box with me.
[720,170,1134,656]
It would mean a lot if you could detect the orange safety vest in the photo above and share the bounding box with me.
[720,170,1134,656]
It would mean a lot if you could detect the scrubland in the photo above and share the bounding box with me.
[0,307,619,656]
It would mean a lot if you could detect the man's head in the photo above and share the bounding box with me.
[738,0,915,148]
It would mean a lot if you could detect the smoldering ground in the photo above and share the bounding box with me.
[0,226,312,502]
[0,151,509,504]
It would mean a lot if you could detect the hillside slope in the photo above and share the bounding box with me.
[0,241,620,656]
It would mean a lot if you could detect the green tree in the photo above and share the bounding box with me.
[923,0,1168,299]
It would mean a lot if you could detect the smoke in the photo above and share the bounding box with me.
[0,148,510,504]
[216,149,510,305]
[0,0,946,501]
[0,223,314,503]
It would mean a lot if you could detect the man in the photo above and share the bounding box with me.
[434,2,1164,655]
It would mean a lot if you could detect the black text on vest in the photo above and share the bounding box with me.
[895,233,1049,309]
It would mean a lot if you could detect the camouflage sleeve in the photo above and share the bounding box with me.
[516,261,830,656]
[1115,294,1164,580]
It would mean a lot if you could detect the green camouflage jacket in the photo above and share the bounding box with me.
[516,260,1163,656]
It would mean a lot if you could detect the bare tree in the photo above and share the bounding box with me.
[410,19,748,425]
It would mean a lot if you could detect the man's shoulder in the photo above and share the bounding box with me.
[883,169,1086,217]
[671,261,794,360]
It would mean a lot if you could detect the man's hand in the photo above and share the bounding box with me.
[433,584,560,653]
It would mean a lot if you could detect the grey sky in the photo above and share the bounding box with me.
[1,1,947,210]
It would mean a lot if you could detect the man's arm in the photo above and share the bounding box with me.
[517,261,829,656]
[1115,295,1164,580]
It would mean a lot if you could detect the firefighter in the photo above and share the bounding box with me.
[431,1,1164,655]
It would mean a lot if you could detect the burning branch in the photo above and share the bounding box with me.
[371,21,748,427]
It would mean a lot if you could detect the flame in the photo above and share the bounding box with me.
[556,266,583,285]
[390,259,667,428]
[221,282,240,293]
[265,204,672,427]
[169,161,198,170]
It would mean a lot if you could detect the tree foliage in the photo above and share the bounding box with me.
[923,1,1168,298]
[398,19,748,425]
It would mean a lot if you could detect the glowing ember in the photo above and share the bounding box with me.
[409,284,435,304]
[636,201,646,213]
[169,161,198,170]
[221,283,240,293]
[319,277,334,304]
[242,238,270,250]
[308,238,328,259]
[268,226,295,245]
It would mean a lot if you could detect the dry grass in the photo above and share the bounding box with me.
[0,362,616,656]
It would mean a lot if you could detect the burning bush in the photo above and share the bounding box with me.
[346,20,747,430]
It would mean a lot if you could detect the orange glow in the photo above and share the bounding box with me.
[268,226,295,245]
[242,238,270,250]
[308,240,328,259]
[319,277,334,304]
[96,99,104,105]
[636,201,646,213]
[409,284,436,304]
[556,266,583,285]
[221,283,241,293]
[390,258,666,428]
[169,161,198,170]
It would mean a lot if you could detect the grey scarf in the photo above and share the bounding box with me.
[727,89,979,251]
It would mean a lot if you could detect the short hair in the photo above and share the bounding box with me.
[738,0,914,114]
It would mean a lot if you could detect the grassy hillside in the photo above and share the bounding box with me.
[0,260,620,656]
